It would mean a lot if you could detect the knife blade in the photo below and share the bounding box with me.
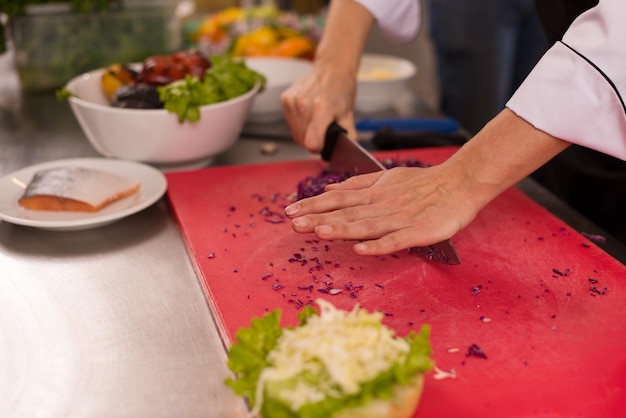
[321,122,385,174]
[321,121,461,265]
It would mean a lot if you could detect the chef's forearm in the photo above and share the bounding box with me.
[314,0,375,77]
[448,109,571,209]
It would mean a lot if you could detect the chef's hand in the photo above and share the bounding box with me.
[284,163,478,255]
[283,109,571,256]
[279,0,374,154]
[280,61,358,154]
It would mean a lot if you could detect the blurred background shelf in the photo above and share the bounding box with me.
[2,0,183,91]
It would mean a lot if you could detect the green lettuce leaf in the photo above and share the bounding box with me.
[225,309,283,406]
[55,87,75,101]
[158,75,220,123]
[157,55,266,123]
[296,304,318,325]
[210,55,267,99]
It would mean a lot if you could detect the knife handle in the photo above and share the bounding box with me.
[372,128,469,150]
[321,121,348,162]
[356,117,460,133]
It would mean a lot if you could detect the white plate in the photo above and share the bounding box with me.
[0,158,167,231]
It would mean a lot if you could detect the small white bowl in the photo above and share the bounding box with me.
[355,53,417,113]
[243,57,313,123]
[65,66,260,169]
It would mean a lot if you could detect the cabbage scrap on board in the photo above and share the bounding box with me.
[158,55,266,123]
[225,299,433,418]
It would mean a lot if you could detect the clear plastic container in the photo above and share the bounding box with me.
[10,2,182,91]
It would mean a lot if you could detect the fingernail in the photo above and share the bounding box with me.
[285,203,300,216]
[354,242,367,252]
[316,225,332,236]
[292,217,310,228]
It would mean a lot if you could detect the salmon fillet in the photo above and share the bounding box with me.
[18,167,141,212]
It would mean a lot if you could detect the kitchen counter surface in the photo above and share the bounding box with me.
[1,50,624,418]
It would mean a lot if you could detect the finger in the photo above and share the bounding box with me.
[312,211,404,240]
[301,96,339,154]
[291,197,403,236]
[336,113,357,143]
[302,119,330,154]
[324,171,384,191]
[352,228,424,256]
[285,187,374,219]
[350,209,465,256]
[281,82,316,147]
[281,96,306,146]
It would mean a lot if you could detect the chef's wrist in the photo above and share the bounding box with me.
[448,109,571,209]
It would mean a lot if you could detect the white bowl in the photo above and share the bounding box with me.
[355,53,417,113]
[243,57,313,123]
[65,67,260,169]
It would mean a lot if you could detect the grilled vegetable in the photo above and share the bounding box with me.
[101,63,138,100]
[137,49,211,86]
[111,83,162,109]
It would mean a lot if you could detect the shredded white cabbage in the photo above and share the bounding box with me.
[250,299,410,416]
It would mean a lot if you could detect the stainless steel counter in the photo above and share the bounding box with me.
[1,50,624,418]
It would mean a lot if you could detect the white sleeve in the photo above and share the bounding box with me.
[506,0,626,160]
[354,0,420,42]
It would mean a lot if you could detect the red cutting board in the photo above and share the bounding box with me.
[165,147,626,418]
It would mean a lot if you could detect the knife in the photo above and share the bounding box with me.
[321,121,461,265]
[371,128,468,150]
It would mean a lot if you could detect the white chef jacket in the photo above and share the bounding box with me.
[356,0,626,160]
[356,0,420,42]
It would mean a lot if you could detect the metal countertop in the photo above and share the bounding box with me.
[1,50,624,418]
[1,52,258,417]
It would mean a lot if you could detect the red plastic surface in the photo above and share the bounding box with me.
[165,147,626,418]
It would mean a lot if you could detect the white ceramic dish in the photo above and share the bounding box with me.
[0,158,167,231]
[65,67,259,168]
[355,53,417,112]
[244,57,313,123]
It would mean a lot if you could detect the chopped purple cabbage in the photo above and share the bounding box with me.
[296,157,429,200]
[466,343,488,359]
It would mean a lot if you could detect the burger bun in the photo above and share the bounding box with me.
[334,375,425,418]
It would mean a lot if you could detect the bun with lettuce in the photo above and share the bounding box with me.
[225,299,433,418]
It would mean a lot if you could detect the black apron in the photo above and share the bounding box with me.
[530,0,626,244]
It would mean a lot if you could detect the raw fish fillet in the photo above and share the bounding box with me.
[18,167,140,212]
